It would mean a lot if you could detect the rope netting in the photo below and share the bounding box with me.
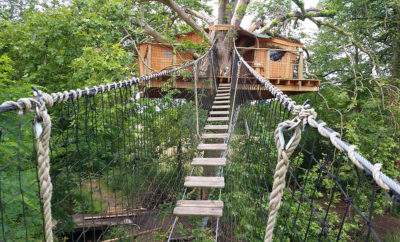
[0,47,217,241]
[0,41,399,242]
[214,46,400,241]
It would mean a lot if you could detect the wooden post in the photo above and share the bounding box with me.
[265,49,270,79]
[147,45,152,75]
[298,50,304,80]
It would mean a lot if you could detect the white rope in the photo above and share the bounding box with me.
[194,63,200,137]
[234,45,400,194]
[33,90,54,242]
[264,105,315,242]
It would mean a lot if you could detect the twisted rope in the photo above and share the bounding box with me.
[33,90,54,242]
[234,45,400,194]
[264,106,315,242]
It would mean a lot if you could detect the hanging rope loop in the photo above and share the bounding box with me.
[265,104,315,242]
[33,88,54,242]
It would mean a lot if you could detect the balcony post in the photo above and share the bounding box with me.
[298,49,304,80]
[265,49,270,79]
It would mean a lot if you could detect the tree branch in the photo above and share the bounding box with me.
[230,0,250,27]
[154,0,211,43]
[183,7,214,25]
[137,17,170,44]
[218,0,228,24]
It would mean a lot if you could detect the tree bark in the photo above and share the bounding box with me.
[155,0,211,43]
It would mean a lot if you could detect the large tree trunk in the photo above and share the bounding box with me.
[214,30,236,79]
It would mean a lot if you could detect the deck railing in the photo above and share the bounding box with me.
[236,47,304,80]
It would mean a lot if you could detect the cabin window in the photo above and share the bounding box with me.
[270,50,285,61]
[163,50,173,58]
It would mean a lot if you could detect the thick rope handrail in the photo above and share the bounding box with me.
[234,45,400,195]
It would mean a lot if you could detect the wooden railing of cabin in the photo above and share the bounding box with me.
[236,47,305,81]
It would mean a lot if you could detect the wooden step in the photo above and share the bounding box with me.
[216,93,230,97]
[184,176,225,188]
[217,89,230,93]
[219,84,230,87]
[201,133,229,139]
[197,143,227,151]
[207,116,229,122]
[215,96,230,100]
[204,125,229,130]
[173,200,223,217]
[210,111,229,115]
[192,158,226,166]
[213,100,230,104]
[212,105,230,109]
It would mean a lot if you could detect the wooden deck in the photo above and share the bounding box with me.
[143,77,319,99]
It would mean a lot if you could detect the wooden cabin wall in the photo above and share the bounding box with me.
[138,44,149,76]
[252,38,301,79]
[176,32,204,44]
[138,43,194,76]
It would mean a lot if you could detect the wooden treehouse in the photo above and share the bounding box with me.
[137,25,319,98]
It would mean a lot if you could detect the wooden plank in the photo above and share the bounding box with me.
[176,200,223,208]
[219,84,231,87]
[212,105,230,109]
[204,125,229,130]
[217,89,230,93]
[201,133,229,139]
[173,200,223,217]
[146,80,319,93]
[213,100,230,104]
[184,176,225,188]
[192,158,227,166]
[215,96,230,100]
[209,24,235,31]
[210,111,229,115]
[207,116,229,122]
[197,143,227,150]
[216,93,230,97]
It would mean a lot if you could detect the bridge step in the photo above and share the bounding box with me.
[184,176,225,188]
[210,111,229,115]
[173,200,223,217]
[216,93,230,97]
[207,116,229,122]
[215,96,230,100]
[212,105,230,109]
[197,143,227,150]
[213,100,230,104]
[217,89,230,93]
[204,124,229,130]
[201,133,229,139]
[192,157,226,166]
[219,83,230,87]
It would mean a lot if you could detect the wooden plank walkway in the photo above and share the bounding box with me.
[173,83,231,217]
[184,176,225,188]
[173,200,223,217]
[201,133,229,139]
[191,158,226,166]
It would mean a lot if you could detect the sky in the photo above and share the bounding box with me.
[208,0,320,39]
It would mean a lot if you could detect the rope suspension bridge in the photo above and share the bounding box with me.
[0,43,399,242]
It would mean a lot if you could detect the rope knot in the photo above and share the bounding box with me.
[292,104,317,128]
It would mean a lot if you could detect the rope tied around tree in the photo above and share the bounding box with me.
[264,104,316,242]
[33,89,54,242]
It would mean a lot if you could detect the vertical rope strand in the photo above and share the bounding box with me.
[33,91,54,242]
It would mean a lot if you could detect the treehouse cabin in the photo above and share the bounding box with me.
[138,31,202,75]
[138,25,319,98]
